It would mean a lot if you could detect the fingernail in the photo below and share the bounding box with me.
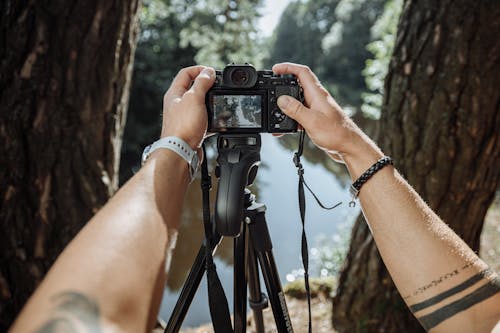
[201,67,214,78]
[277,95,290,108]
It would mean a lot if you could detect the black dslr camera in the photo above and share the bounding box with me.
[206,63,302,133]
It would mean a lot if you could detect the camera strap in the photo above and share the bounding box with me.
[293,131,342,333]
[200,144,234,333]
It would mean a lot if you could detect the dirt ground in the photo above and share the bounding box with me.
[175,294,334,333]
[154,196,499,333]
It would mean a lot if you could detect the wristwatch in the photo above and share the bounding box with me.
[142,136,200,182]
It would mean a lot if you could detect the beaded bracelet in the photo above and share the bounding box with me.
[349,156,394,207]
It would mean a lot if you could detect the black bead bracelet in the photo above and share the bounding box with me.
[349,156,394,207]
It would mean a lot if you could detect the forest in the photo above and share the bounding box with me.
[1,0,499,332]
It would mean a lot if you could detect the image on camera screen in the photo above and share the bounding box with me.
[212,95,262,129]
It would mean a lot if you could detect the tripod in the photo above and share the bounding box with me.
[165,134,294,333]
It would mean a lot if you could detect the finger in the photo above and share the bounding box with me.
[165,66,205,103]
[277,95,313,129]
[272,62,327,103]
[272,62,320,85]
[188,67,216,102]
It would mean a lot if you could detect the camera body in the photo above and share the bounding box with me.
[206,63,302,133]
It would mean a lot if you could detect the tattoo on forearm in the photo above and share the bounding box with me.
[36,291,101,333]
[403,258,481,300]
[405,269,460,299]
[410,274,500,331]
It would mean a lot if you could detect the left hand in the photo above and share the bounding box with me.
[161,66,216,149]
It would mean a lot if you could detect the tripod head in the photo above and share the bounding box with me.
[215,134,261,237]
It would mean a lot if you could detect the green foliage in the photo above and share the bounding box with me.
[267,0,385,112]
[265,0,339,71]
[362,0,403,119]
[320,0,385,110]
[178,0,264,68]
[120,0,264,183]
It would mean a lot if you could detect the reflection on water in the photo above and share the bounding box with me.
[159,134,360,328]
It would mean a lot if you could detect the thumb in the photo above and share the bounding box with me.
[190,67,216,101]
[277,95,311,128]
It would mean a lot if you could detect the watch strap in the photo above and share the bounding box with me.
[142,136,199,182]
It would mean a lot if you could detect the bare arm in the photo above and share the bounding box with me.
[9,66,216,333]
[273,62,500,333]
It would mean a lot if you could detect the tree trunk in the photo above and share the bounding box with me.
[332,0,500,332]
[0,1,139,330]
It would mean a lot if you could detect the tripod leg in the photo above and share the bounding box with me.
[234,226,247,333]
[165,243,208,333]
[247,212,294,333]
[247,228,268,333]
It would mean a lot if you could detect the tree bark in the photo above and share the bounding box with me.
[0,0,139,329]
[332,0,500,332]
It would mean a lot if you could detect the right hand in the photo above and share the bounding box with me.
[273,62,381,164]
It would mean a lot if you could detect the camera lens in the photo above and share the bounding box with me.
[231,69,249,86]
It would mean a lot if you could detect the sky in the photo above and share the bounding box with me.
[258,0,294,37]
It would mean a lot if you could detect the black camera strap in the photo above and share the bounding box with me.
[293,131,342,333]
[200,144,234,333]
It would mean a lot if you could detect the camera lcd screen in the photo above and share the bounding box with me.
[212,95,262,129]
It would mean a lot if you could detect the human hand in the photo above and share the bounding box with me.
[272,62,382,164]
[161,66,216,149]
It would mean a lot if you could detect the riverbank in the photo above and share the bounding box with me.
[177,277,337,333]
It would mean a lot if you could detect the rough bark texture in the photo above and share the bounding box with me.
[0,1,139,329]
[332,0,500,332]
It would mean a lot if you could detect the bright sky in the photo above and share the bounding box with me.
[258,0,294,37]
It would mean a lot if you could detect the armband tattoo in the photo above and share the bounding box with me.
[408,270,500,330]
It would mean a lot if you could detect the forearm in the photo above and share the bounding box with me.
[342,141,500,332]
[10,150,189,333]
